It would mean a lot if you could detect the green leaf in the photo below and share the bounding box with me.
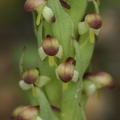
[65,0,88,37]
[36,87,59,120]
[73,39,82,76]
[19,46,26,76]
[32,11,37,37]
[73,39,83,89]
[37,21,43,47]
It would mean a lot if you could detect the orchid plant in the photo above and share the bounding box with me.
[12,0,113,120]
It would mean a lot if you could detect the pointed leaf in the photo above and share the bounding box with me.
[35,88,59,120]
[65,0,88,36]
[19,46,26,76]
[79,32,95,74]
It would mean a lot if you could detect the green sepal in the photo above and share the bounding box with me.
[37,21,43,47]
[65,0,88,37]
[73,39,82,76]
[19,46,26,76]
[79,32,95,74]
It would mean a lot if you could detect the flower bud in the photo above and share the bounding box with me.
[56,57,75,83]
[85,14,102,29]
[24,0,47,12]
[83,80,97,96]
[11,106,24,120]
[42,36,59,56]
[38,36,63,66]
[17,106,39,120]
[84,72,113,89]
[23,69,39,84]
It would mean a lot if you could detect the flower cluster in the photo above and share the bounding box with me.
[13,0,114,120]
[83,72,114,96]
[24,0,55,25]
[19,68,51,94]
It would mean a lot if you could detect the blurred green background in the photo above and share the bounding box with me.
[0,0,120,120]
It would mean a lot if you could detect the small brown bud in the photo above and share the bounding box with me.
[23,69,39,84]
[24,0,47,12]
[42,36,59,56]
[85,14,102,29]
[17,106,39,120]
[11,106,24,120]
[84,72,113,89]
[57,57,75,83]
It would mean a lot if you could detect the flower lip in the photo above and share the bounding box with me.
[85,14,102,29]
[24,0,48,12]
[42,36,59,56]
